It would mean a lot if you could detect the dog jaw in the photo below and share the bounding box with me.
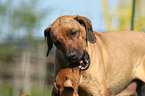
[79,51,90,70]
[68,51,91,70]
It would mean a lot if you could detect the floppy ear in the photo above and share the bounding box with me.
[63,79,73,88]
[44,25,53,57]
[63,79,74,94]
[73,15,96,43]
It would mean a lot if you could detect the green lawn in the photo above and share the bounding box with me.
[0,84,145,96]
[0,84,53,96]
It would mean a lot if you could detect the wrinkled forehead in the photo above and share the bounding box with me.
[51,18,79,35]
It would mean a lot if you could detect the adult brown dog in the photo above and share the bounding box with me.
[44,15,145,95]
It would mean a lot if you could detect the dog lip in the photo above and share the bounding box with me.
[67,51,90,70]
[79,51,90,70]
[79,58,90,70]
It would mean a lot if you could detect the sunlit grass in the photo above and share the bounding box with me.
[31,87,52,96]
[0,84,12,96]
[0,84,53,96]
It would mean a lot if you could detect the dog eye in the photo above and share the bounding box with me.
[65,77,68,80]
[70,31,79,38]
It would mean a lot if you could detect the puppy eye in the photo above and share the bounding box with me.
[70,31,79,38]
[65,77,68,80]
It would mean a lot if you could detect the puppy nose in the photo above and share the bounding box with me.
[66,52,76,60]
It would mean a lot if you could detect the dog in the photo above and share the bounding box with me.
[44,15,145,95]
[52,67,80,96]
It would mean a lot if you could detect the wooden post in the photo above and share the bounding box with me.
[131,0,136,30]
[38,44,47,89]
[13,52,20,96]
[22,51,31,95]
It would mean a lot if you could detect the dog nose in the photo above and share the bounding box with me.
[65,52,76,60]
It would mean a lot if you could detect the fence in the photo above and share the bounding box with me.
[0,41,55,96]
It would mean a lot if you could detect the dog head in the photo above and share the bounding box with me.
[44,15,96,63]
[52,67,80,96]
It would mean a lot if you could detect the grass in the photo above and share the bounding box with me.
[30,87,52,96]
[0,84,53,96]
[0,84,13,96]
[1,84,145,96]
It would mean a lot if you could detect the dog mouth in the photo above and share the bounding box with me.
[68,51,90,70]
[79,51,90,70]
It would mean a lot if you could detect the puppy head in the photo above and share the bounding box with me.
[44,15,96,62]
[52,67,80,96]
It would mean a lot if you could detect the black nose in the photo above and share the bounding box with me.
[65,52,76,60]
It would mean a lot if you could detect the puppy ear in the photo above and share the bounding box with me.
[63,79,73,88]
[62,79,74,95]
[73,15,96,43]
[44,25,53,57]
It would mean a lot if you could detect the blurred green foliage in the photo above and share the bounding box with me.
[0,0,53,96]
[0,0,52,60]
[102,0,145,32]
[0,45,15,60]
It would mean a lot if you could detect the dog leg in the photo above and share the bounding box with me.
[136,80,144,96]
[116,81,137,96]
[134,55,145,83]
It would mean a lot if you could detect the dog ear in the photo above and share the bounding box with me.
[73,15,96,43]
[63,79,73,88]
[44,25,53,57]
[62,79,74,96]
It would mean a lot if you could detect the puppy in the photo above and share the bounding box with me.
[52,67,80,96]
